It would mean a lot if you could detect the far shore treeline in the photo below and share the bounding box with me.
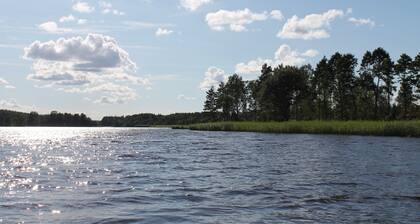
[1,48,419,127]
[0,110,97,126]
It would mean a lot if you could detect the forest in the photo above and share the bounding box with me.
[1,48,419,127]
[0,110,96,126]
[203,48,420,121]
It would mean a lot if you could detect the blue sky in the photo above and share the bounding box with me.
[0,0,419,119]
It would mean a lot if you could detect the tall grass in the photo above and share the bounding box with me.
[173,120,420,137]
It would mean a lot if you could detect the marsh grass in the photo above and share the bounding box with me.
[173,120,420,137]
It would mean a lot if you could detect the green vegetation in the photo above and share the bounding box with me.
[101,112,220,126]
[0,110,97,126]
[203,48,420,121]
[174,121,420,137]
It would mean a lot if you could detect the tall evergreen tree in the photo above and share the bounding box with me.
[357,51,376,119]
[203,86,218,113]
[245,80,258,120]
[329,53,357,120]
[255,64,273,119]
[395,54,415,119]
[215,82,231,120]
[372,48,394,119]
[313,57,334,120]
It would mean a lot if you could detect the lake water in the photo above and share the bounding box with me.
[0,127,419,223]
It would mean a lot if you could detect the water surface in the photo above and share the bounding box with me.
[0,127,419,223]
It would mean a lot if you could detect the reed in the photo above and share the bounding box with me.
[173,120,420,137]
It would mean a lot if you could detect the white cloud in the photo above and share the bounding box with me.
[349,17,375,27]
[72,1,95,13]
[180,0,212,11]
[99,1,112,9]
[59,14,76,23]
[155,27,173,36]
[77,19,87,25]
[88,83,137,104]
[23,34,149,104]
[270,10,284,21]
[235,44,318,74]
[39,21,72,33]
[24,34,136,71]
[278,9,344,40]
[59,14,87,25]
[199,66,227,91]
[99,1,125,15]
[177,94,196,101]
[235,58,273,75]
[301,49,319,57]
[0,99,19,109]
[206,8,268,32]
[122,21,174,30]
[0,99,33,111]
[0,77,15,89]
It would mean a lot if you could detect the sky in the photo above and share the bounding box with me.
[0,0,419,119]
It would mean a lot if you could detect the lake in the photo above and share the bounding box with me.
[0,127,419,223]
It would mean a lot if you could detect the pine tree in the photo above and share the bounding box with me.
[395,54,415,119]
[203,86,218,113]
[313,57,334,120]
[372,48,394,119]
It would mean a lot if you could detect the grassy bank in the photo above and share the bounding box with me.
[173,121,420,137]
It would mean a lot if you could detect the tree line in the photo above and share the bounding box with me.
[101,112,218,126]
[203,48,420,121]
[0,110,219,127]
[0,110,96,126]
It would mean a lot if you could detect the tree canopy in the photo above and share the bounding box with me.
[203,48,420,121]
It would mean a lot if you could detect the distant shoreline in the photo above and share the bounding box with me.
[172,121,420,138]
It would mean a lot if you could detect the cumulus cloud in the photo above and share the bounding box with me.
[59,14,76,23]
[270,10,284,21]
[155,28,173,36]
[24,34,136,71]
[235,58,273,75]
[99,1,125,15]
[0,77,15,89]
[349,17,375,27]
[180,0,212,11]
[278,9,344,40]
[72,1,95,13]
[235,44,318,74]
[206,8,268,32]
[177,94,196,101]
[301,49,319,57]
[23,33,149,104]
[39,21,72,33]
[199,66,227,91]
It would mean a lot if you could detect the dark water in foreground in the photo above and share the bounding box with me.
[0,127,419,223]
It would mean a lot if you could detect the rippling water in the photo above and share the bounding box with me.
[0,127,419,223]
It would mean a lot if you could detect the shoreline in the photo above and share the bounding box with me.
[172,121,420,138]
